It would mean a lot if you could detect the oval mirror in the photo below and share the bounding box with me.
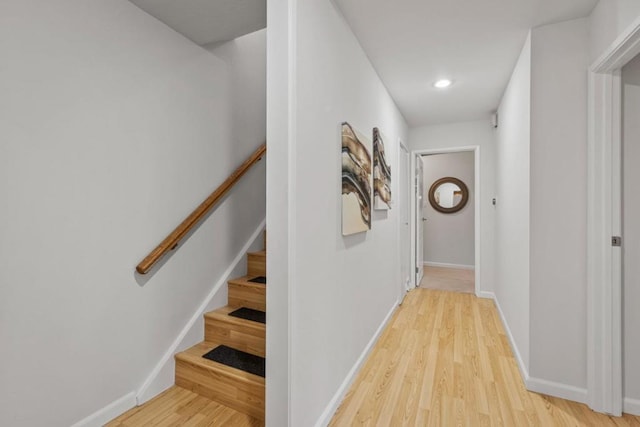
[428,177,469,213]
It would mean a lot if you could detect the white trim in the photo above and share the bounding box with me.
[423,261,474,270]
[313,299,399,427]
[526,378,588,405]
[592,15,640,73]
[286,1,298,424]
[624,397,640,416]
[410,146,481,297]
[414,153,425,285]
[483,292,528,382]
[586,15,640,417]
[410,153,416,288]
[476,291,495,300]
[473,146,481,299]
[398,139,411,303]
[136,219,266,404]
[483,291,588,405]
[71,392,136,427]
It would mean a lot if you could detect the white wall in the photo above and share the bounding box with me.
[529,18,589,390]
[622,53,640,404]
[207,29,267,151]
[0,2,266,426]
[266,0,409,425]
[421,152,475,267]
[590,0,640,63]
[409,120,496,292]
[265,0,294,424]
[495,33,531,371]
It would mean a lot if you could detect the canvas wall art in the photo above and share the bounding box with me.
[341,122,372,235]
[373,127,392,210]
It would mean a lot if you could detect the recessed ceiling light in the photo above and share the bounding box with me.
[434,79,453,89]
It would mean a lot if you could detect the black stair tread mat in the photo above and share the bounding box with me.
[229,307,266,324]
[202,345,265,377]
[248,276,266,284]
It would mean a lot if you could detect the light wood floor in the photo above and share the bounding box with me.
[106,386,262,427]
[420,266,475,294]
[330,288,640,426]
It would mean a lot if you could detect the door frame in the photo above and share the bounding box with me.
[414,153,425,286]
[398,140,411,303]
[410,146,481,295]
[587,16,640,416]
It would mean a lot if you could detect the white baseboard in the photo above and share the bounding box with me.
[313,299,399,427]
[527,377,587,404]
[624,397,640,415]
[483,291,589,406]
[423,261,474,270]
[476,291,495,300]
[136,219,266,404]
[485,292,530,383]
[71,392,136,427]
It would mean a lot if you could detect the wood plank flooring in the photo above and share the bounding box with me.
[106,386,262,427]
[330,288,640,426]
[420,266,475,294]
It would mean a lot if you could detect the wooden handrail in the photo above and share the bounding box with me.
[136,143,266,274]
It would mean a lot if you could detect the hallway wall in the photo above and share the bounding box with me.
[266,0,409,425]
[495,18,591,400]
[292,1,408,423]
[495,33,531,373]
[529,17,589,392]
[421,152,475,268]
[0,2,266,426]
[409,119,496,293]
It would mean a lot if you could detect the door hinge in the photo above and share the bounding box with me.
[416,267,419,273]
[612,236,622,247]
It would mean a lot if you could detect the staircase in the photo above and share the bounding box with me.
[174,235,267,421]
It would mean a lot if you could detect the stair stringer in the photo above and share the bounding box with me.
[135,219,266,405]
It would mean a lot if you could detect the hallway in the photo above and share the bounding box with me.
[329,290,640,426]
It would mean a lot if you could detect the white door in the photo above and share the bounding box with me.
[399,143,411,301]
[415,155,424,285]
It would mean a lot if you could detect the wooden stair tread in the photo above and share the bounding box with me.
[205,305,266,320]
[175,341,265,386]
[205,306,266,329]
[228,275,267,287]
[247,250,266,257]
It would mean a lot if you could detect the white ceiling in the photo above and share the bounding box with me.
[130,0,266,46]
[333,0,598,126]
[130,0,596,126]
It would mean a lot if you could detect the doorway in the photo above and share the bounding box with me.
[419,151,475,293]
[410,146,481,295]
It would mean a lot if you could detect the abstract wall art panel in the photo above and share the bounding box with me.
[341,122,372,235]
[373,127,392,210]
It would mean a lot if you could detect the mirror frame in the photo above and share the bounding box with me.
[428,177,469,214]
